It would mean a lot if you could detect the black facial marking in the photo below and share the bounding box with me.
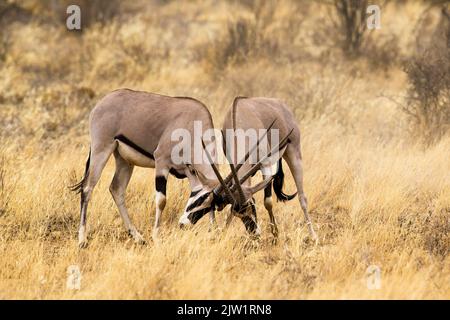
[186,193,210,212]
[187,207,211,224]
[190,189,201,198]
[155,176,167,195]
[114,134,154,160]
[240,215,257,234]
[238,204,258,234]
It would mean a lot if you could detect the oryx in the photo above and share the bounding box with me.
[220,97,318,242]
[70,88,222,248]
[176,128,280,234]
[176,97,306,239]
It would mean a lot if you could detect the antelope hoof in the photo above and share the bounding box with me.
[270,233,279,245]
[270,224,279,238]
[250,231,261,241]
[152,229,160,243]
[78,239,88,249]
[305,222,319,245]
[309,228,319,245]
[78,228,88,249]
[129,230,146,245]
[135,236,146,245]
[312,233,319,246]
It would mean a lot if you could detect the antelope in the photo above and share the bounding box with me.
[177,98,313,240]
[177,118,291,236]
[184,97,318,244]
[217,96,318,242]
[70,88,223,248]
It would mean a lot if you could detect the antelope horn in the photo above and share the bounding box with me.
[224,135,246,206]
[222,119,277,186]
[201,140,235,203]
[234,128,293,187]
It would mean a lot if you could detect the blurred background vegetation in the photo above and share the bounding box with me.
[0,0,448,145]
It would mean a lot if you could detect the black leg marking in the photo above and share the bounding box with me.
[186,193,210,211]
[155,176,167,195]
[241,216,257,234]
[240,204,258,234]
[187,207,211,224]
[264,181,272,198]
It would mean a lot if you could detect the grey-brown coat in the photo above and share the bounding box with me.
[71,89,219,247]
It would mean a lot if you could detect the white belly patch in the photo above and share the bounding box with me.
[116,141,155,168]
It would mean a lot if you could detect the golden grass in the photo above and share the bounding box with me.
[1,126,449,299]
[0,0,448,299]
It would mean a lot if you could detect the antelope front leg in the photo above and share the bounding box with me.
[225,208,234,229]
[263,175,278,239]
[152,174,167,242]
[208,207,217,231]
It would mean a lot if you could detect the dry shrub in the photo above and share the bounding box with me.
[202,18,278,73]
[321,1,399,70]
[202,1,288,72]
[0,0,13,63]
[403,53,450,142]
[403,7,450,143]
[332,0,369,57]
[0,28,8,63]
[0,0,31,25]
[204,18,261,71]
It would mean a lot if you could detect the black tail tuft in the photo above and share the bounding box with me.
[69,149,91,194]
[273,159,297,202]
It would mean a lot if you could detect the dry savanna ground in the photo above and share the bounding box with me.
[0,0,449,299]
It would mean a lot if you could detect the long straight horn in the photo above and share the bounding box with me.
[222,119,277,186]
[236,128,294,187]
[201,140,235,203]
[224,136,246,206]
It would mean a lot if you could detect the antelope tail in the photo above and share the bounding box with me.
[69,148,91,194]
[273,159,297,202]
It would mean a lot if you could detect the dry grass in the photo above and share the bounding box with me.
[0,0,449,299]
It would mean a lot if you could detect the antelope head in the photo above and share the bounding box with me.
[179,120,293,235]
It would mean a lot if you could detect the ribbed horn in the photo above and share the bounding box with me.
[234,128,293,187]
[224,135,246,206]
[222,119,277,187]
[201,140,235,203]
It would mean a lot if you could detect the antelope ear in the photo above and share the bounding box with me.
[248,176,273,194]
